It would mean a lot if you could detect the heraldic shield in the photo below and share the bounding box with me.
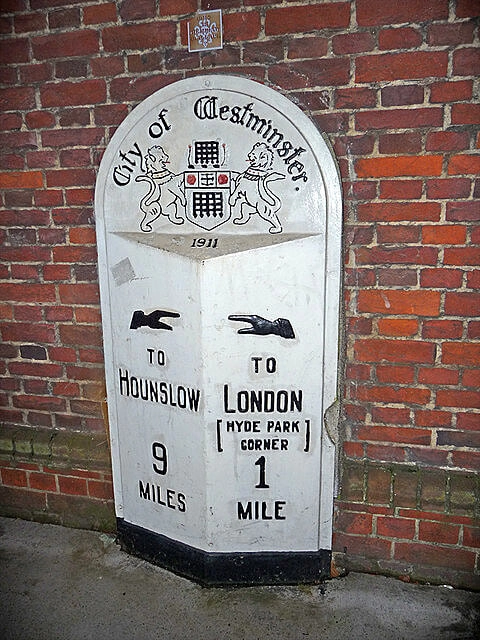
[184,168,232,230]
[184,140,232,231]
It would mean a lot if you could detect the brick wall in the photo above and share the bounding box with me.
[0,0,478,589]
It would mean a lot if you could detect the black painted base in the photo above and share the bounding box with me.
[117,518,331,586]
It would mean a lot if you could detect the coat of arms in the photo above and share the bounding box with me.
[135,140,285,234]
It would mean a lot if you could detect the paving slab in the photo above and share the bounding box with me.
[0,517,479,640]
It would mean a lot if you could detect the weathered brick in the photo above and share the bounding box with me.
[356,52,448,82]
[356,0,448,26]
[265,3,350,35]
[357,290,440,316]
[103,23,176,52]
[356,156,443,178]
[32,30,99,59]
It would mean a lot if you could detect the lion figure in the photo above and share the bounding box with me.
[229,142,285,234]
[135,146,186,232]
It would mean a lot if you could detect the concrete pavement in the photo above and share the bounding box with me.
[0,517,479,640]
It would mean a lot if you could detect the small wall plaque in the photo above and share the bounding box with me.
[188,10,223,52]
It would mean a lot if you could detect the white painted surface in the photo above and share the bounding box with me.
[95,75,342,553]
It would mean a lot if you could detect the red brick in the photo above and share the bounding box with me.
[347,317,373,336]
[445,292,480,317]
[58,475,88,496]
[344,268,376,286]
[415,410,452,428]
[463,526,480,549]
[355,339,436,364]
[91,55,124,78]
[119,0,155,21]
[14,12,47,33]
[378,268,418,287]
[356,246,438,266]
[456,0,480,17]
[467,321,480,339]
[0,37,29,64]
[0,283,55,303]
[366,446,407,463]
[395,540,476,569]
[9,362,63,378]
[356,156,443,178]
[422,319,463,339]
[336,511,373,535]
[357,107,443,131]
[418,367,459,386]
[333,32,375,55]
[59,324,103,348]
[442,343,480,367]
[41,128,104,148]
[58,284,99,305]
[103,23,176,52]
[160,0,196,14]
[378,131,423,155]
[343,442,365,458]
[430,80,473,104]
[419,521,460,545]
[377,224,420,244]
[452,451,480,471]
[447,202,479,222]
[48,346,76,363]
[88,480,114,500]
[437,390,480,410]
[335,87,376,109]
[360,425,431,446]
[223,11,260,41]
[344,403,368,423]
[269,59,350,90]
[346,363,372,382]
[377,516,416,540]
[65,365,105,382]
[356,0,448,26]
[438,429,480,448]
[422,225,467,245]
[69,227,96,244]
[0,86,36,111]
[41,80,106,108]
[83,2,117,24]
[11,264,38,280]
[358,290,440,316]
[1,467,28,487]
[13,394,66,411]
[265,3,350,35]
[379,181,422,200]
[428,22,475,46]
[379,26,422,50]
[376,364,415,384]
[462,369,480,389]
[110,73,181,103]
[32,30,99,59]
[0,171,43,189]
[426,178,471,199]
[287,36,329,60]
[444,247,480,266]
[377,319,418,337]
[52,246,97,264]
[356,52,448,82]
[29,472,57,492]
[448,154,480,176]
[451,103,480,126]
[453,47,480,76]
[381,84,424,107]
[372,406,411,425]
[457,414,479,433]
